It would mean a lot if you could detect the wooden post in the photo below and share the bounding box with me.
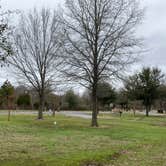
[8,109,11,121]
[7,94,11,121]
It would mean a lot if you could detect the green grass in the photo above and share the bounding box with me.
[0,113,166,166]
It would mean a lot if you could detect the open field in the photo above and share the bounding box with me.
[0,112,166,166]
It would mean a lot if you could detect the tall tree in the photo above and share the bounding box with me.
[124,67,164,116]
[9,8,62,119]
[61,0,144,126]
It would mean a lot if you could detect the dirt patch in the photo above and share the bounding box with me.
[80,161,104,166]
[151,123,166,127]
[108,152,122,160]
[80,151,124,166]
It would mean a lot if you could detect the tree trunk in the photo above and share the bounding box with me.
[52,108,55,117]
[133,107,136,117]
[91,84,98,127]
[145,105,150,117]
[8,110,11,121]
[38,93,44,119]
[91,0,99,127]
[7,95,11,121]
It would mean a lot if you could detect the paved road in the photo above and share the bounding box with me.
[59,111,92,119]
[0,111,92,119]
[0,111,165,119]
[134,110,166,117]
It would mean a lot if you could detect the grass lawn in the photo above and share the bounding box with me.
[0,112,166,166]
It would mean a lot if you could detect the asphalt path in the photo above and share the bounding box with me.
[0,110,165,119]
[0,111,92,119]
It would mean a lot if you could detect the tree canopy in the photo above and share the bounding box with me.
[64,90,79,110]
[61,0,144,126]
[124,67,164,116]
[0,5,13,64]
[97,82,116,106]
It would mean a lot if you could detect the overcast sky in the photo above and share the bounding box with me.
[0,0,166,86]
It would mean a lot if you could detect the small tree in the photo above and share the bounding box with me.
[116,89,129,110]
[64,90,79,110]
[154,84,166,113]
[45,93,60,116]
[17,94,31,109]
[124,67,164,116]
[0,80,14,121]
[97,82,116,109]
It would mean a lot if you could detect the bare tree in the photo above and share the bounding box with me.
[61,0,144,126]
[0,5,14,64]
[9,8,62,119]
